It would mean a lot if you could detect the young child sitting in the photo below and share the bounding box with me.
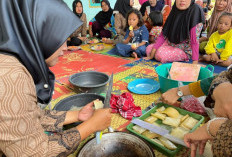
[148,11,163,43]
[202,12,232,67]
[115,8,149,59]
[145,11,163,58]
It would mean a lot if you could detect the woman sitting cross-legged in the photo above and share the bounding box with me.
[144,0,205,64]
[68,0,87,46]
[89,0,116,39]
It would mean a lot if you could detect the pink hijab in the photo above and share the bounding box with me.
[208,0,232,37]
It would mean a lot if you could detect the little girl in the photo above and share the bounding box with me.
[115,8,149,59]
[145,11,163,57]
[203,12,232,67]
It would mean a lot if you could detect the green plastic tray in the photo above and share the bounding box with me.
[127,103,205,157]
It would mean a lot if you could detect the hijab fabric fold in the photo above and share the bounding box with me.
[95,0,113,26]
[0,0,82,104]
[72,0,83,18]
[208,0,232,38]
[162,0,205,44]
[114,0,132,18]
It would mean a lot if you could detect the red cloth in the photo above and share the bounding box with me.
[110,93,142,120]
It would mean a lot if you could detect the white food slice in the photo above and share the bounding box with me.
[170,127,189,140]
[181,117,199,130]
[132,125,146,134]
[94,100,104,109]
[156,106,166,112]
[151,112,166,120]
[162,117,181,128]
[144,116,158,124]
[159,137,177,150]
[150,138,164,146]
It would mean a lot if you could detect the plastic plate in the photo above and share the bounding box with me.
[127,78,160,94]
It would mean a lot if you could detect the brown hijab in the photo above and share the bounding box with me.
[208,0,232,37]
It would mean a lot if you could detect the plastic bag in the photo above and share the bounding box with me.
[179,81,207,116]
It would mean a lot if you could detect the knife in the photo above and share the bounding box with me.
[131,119,187,147]
[96,73,113,144]
[104,73,113,108]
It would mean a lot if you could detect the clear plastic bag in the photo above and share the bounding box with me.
[179,81,207,116]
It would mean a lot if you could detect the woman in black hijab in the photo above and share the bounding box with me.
[0,0,111,156]
[89,0,116,38]
[144,0,205,64]
[68,0,87,46]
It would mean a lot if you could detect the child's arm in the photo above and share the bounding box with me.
[153,33,165,50]
[138,25,149,47]
[123,29,133,44]
[149,35,155,43]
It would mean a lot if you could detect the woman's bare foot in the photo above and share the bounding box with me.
[131,52,138,59]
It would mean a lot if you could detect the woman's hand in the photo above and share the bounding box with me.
[76,108,111,140]
[78,101,95,121]
[79,37,87,41]
[184,124,211,157]
[161,88,181,106]
[90,108,112,132]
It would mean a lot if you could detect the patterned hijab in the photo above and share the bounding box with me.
[0,0,82,104]
[162,0,205,44]
[95,0,113,26]
[72,0,83,18]
[208,0,232,38]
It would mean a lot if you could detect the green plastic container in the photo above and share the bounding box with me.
[155,63,214,93]
[127,103,205,157]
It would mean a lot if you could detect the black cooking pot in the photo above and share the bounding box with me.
[53,93,105,111]
[77,132,155,157]
[69,71,109,94]
[53,93,105,129]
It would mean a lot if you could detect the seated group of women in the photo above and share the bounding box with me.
[70,0,232,67]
